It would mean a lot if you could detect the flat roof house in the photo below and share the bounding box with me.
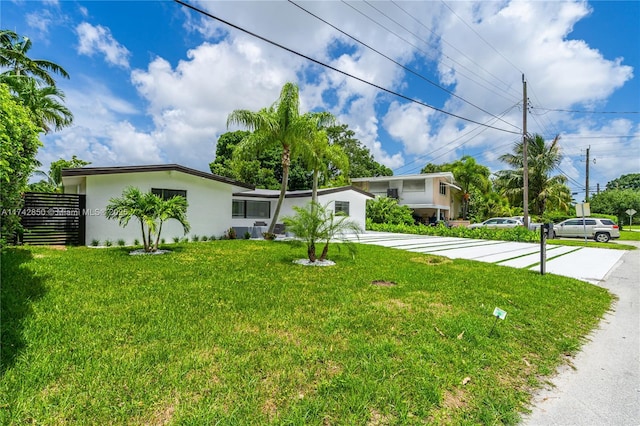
[62,164,372,245]
[351,172,461,223]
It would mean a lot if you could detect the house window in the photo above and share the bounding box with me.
[439,182,447,196]
[403,179,425,192]
[232,200,270,219]
[335,201,350,216]
[151,188,187,200]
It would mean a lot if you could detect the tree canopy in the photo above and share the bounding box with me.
[0,83,42,244]
[606,173,640,191]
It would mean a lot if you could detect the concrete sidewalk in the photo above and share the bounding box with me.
[522,248,640,425]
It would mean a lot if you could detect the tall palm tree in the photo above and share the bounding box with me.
[299,112,348,203]
[14,79,73,133]
[495,134,568,217]
[0,30,69,86]
[227,82,309,234]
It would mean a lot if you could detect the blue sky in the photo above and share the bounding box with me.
[3,0,639,197]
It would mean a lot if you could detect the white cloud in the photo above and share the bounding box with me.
[76,22,131,69]
[26,10,53,36]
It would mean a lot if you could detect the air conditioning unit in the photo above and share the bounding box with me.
[387,188,399,199]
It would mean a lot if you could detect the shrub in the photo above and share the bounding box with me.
[201,235,208,242]
[117,239,125,247]
[367,222,539,243]
[225,228,237,240]
[134,239,140,246]
[192,235,200,242]
[366,196,415,225]
[262,232,276,241]
[209,235,216,241]
[105,240,112,247]
[244,231,251,240]
[161,238,166,245]
[91,239,100,247]
[173,237,180,243]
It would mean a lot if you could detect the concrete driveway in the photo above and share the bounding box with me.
[344,231,627,284]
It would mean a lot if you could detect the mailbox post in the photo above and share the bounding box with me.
[540,223,553,275]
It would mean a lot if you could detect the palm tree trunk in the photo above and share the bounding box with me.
[319,242,329,261]
[312,169,319,204]
[308,242,316,262]
[154,221,164,251]
[268,147,291,234]
[140,220,147,251]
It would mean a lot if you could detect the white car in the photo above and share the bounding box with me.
[550,218,620,243]
[468,217,523,229]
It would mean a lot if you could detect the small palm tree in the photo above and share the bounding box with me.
[283,201,362,263]
[153,195,190,251]
[106,187,190,252]
[13,79,73,133]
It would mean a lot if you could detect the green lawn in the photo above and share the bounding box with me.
[619,230,640,241]
[1,241,612,424]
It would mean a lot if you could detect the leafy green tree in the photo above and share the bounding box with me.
[227,82,311,234]
[30,155,91,193]
[606,173,640,191]
[495,134,570,217]
[0,83,42,244]
[366,196,414,225]
[590,189,640,226]
[282,201,361,262]
[326,124,392,180]
[105,187,190,252]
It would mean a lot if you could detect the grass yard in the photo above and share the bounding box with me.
[1,241,612,424]
[619,230,640,241]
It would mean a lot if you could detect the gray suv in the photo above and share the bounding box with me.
[551,218,620,242]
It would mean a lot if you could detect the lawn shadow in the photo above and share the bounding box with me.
[0,248,48,376]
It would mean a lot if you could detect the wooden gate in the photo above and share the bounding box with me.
[19,192,86,245]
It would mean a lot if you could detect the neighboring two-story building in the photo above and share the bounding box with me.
[351,172,461,224]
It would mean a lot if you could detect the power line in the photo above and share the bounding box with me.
[531,107,640,114]
[393,103,521,174]
[389,0,520,101]
[173,0,522,135]
[364,0,521,103]
[288,0,520,130]
[440,0,523,74]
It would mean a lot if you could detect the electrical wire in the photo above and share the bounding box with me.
[174,0,522,135]
[288,0,520,130]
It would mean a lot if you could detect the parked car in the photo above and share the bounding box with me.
[468,217,523,229]
[511,216,542,231]
[550,218,620,242]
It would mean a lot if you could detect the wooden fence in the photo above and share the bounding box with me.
[19,192,86,245]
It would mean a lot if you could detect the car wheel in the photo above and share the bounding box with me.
[595,232,610,243]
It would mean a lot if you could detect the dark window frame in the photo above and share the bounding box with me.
[335,201,350,216]
[232,199,270,219]
[151,188,187,201]
[439,182,447,196]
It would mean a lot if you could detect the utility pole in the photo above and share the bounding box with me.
[522,74,529,228]
[585,146,590,202]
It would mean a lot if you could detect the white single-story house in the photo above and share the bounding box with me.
[61,164,373,245]
[351,172,461,223]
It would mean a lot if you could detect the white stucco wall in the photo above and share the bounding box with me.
[82,171,235,245]
[230,189,371,232]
